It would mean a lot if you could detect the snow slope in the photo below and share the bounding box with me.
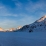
[0,32,46,46]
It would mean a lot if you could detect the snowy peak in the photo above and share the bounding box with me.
[36,15,46,22]
[42,15,46,18]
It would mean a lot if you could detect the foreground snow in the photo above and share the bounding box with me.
[0,32,46,46]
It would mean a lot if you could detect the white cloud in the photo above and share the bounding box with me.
[0,19,17,29]
[0,3,18,17]
[14,1,22,10]
[15,2,21,7]
[0,14,35,29]
[15,14,37,26]
[25,0,46,12]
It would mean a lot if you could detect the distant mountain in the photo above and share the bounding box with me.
[17,15,46,32]
[0,27,5,32]
[0,25,22,32]
[5,26,22,32]
[16,26,22,30]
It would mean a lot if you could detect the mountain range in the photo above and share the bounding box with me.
[0,15,46,32]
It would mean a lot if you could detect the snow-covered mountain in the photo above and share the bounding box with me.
[0,27,5,32]
[17,15,46,32]
[5,26,22,32]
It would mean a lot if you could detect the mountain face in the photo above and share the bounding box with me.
[17,15,46,32]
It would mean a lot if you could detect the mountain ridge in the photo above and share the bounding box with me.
[17,15,46,32]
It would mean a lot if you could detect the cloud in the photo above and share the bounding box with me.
[0,19,17,29]
[15,2,21,7]
[0,14,36,29]
[12,0,22,10]
[0,3,19,17]
[15,14,37,26]
[0,3,20,29]
[0,4,10,16]
[25,1,46,12]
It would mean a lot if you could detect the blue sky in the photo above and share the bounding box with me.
[0,0,46,29]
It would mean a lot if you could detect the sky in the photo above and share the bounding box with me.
[0,0,46,29]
